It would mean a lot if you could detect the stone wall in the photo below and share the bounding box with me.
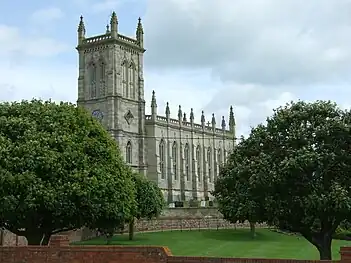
[0,207,252,245]
[0,234,344,263]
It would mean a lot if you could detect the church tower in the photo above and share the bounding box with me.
[76,13,147,175]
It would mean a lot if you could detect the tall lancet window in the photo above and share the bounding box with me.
[129,62,136,99]
[122,60,128,97]
[203,148,207,183]
[196,145,201,182]
[172,142,177,180]
[184,143,190,181]
[224,150,227,163]
[126,141,132,164]
[217,149,222,178]
[99,59,106,97]
[90,63,97,98]
[207,148,212,183]
[159,139,165,179]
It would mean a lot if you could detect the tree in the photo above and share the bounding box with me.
[0,99,136,245]
[237,100,351,260]
[128,173,164,240]
[213,137,267,238]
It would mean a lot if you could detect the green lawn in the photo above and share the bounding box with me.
[74,228,351,259]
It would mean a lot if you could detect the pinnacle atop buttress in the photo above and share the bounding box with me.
[211,113,216,127]
[136,17,144,47]
[110,11,118,38]
[221,116,226,130]
[165,102,170,116]
[190,108,194,122]
[77,15,86,45]
[229,105,235,133]
[151,90,157,117]
[178,105,182,119]
[201,110,205,125]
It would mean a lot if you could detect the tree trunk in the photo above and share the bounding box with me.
[302,232,333,260]
[128,218,135,241]
[249,221,256,239]
[41,232,52,245]
[26,233,44,245]
[315,234,332,260]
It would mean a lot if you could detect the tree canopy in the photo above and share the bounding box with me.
[215,100,351,259]
[213,138,267,238]
[128,173,164,240]
[0,100,135,245]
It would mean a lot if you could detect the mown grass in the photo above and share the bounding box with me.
[73,228,351,259]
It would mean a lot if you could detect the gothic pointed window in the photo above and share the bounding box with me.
[129,62,136,100]
[207,148,212,183]
[203,147,207,183]
[126,141,132,164]
[122,60,128,97]
[90,63,97,98]
[159,139,165,179]
[196,145,201,182]
[99,59,106,97]
[184,143,190,181]
[172,141,177,180]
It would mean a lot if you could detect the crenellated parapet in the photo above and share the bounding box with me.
[145,91,235,139]
[76,12,145,52]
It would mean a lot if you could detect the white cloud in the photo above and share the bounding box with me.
[141,0,351,135]
[29,7,64,24]
[0,25,69,59]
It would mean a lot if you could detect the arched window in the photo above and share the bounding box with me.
[99,59,106,97]
[122,60,128,97]
[196,145,201,182]
[126,141,132,164]
[207,148,212,182]
[129,62,136,99]
[159,139,165,179]
[217,149,222,164]
[90,63,97,98]
[172,142,177,180]
[184,143,190,181]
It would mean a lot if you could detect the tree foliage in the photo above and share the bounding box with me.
[217,100,351,260]
[0,100,136,245]
[213,138,267,238]
[128,173,165,240]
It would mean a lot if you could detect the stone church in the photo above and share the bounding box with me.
[76,12,236,202]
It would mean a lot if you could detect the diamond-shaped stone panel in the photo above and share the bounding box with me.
[124,110,134,124]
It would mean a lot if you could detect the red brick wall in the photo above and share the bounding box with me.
[0,235,344,263]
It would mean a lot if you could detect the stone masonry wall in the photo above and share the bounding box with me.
[0,234,345,263]
[0,207,255,246]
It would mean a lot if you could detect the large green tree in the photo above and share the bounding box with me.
[213,138,267,238]
[128,173,164,240]
[226,100,351,260]
[0,100,135,245]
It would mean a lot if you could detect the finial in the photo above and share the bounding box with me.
[106,24,110,33]
[221,116,226,130]
[207,121,211,126]
[178,105,182,119]
[183,113,187,122]
[190,108,194,122]
[211,113,216,126]
[78,15,85,32]
[165,102,170,116]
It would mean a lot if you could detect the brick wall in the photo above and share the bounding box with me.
[0,235,344,263]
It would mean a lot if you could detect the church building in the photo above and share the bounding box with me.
[76,12,236,202]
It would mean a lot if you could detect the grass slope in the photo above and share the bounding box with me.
[74,228,351,259]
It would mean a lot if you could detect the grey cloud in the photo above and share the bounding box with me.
[144,0,351,86]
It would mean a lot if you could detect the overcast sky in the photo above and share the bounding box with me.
[1,0,351,135]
